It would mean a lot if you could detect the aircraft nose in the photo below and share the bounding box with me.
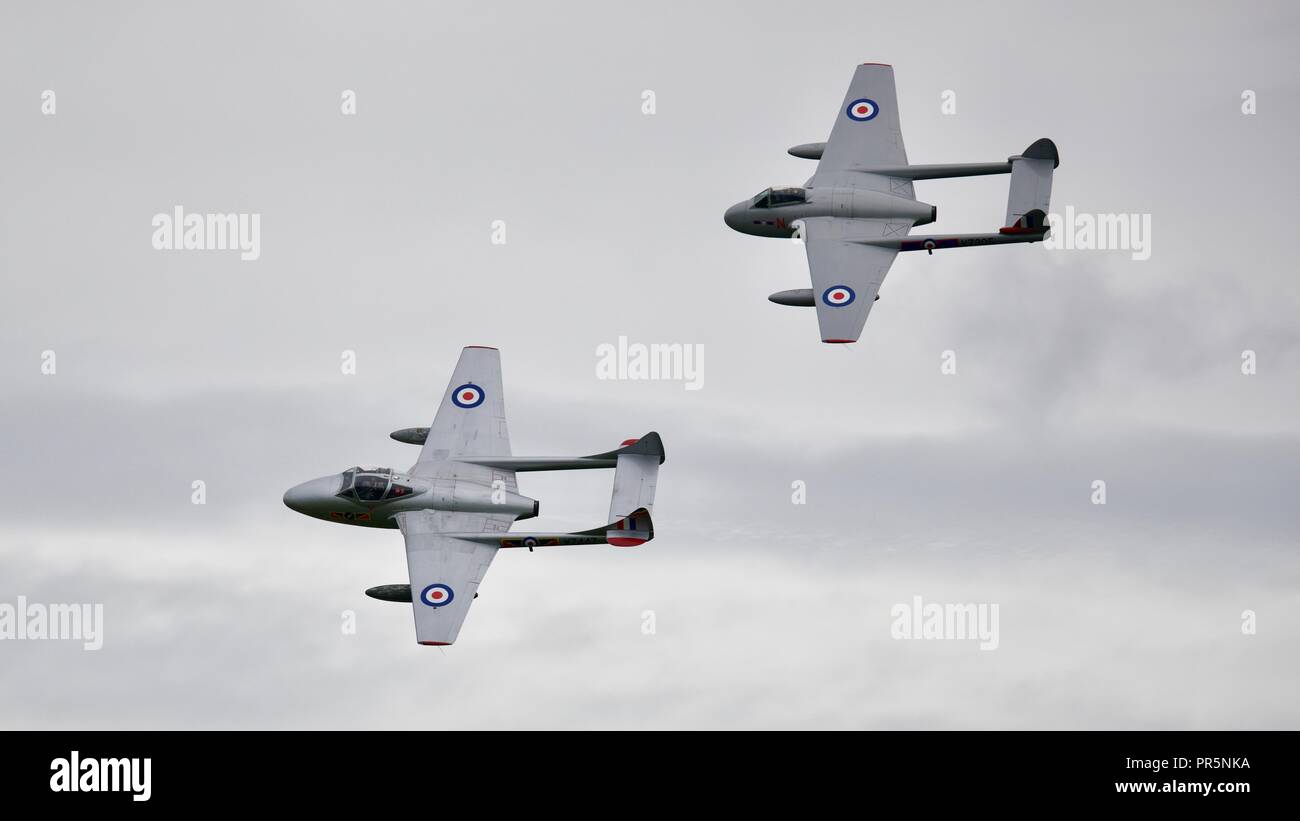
[723,203,745,231]
[285,474,346,514]
[282,482,312,513]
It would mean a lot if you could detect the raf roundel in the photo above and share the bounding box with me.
[846,98,879,122]
[420,583,455,608]
[450,383,485,409]
[822,285,857,307]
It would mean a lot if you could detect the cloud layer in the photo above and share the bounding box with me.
[2,0,1297,728]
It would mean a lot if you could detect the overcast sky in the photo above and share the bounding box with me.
[2,0,1297,729]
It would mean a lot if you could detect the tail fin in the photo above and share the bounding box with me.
[1004,138,1058,231]
[604,432,663,540]
[606,507,654,547]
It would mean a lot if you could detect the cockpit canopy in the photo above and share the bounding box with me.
[336,467,415,503]
[752,187,807,208]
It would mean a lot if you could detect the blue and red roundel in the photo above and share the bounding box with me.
[822,285,856,307]
[451,383,485,408]
[420,583,455,608]
[846,98,879,121]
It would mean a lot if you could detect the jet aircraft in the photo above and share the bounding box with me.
[284,346,664,646]
[724,63,1059,343]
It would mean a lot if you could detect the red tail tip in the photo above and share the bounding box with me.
[608,537,647,547]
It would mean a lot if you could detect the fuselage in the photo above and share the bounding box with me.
[282,463,539,529]
[723,185,935,238]
[282,467,429,528]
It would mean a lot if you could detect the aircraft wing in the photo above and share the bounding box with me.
[412,346,510,475]
[809,63,911,193]
[397,509,503,646]
[800,217,901,343]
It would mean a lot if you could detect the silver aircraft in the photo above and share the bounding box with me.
[284,346,664,646]
[725,63,1060,344]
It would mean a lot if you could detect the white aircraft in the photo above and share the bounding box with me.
[724,63,1059,343]
[284,346,664,646]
